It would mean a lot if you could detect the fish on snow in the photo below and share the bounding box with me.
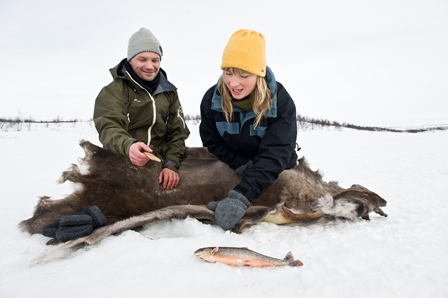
[194,246,303,267]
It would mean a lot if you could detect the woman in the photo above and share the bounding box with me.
[199,29,299,230]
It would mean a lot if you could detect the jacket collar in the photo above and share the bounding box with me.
[110,58,177,95]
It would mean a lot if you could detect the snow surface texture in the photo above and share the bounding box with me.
[0,121,447,297]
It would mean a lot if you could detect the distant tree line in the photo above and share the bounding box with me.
[1,114,447,133]
[295,114,448,133]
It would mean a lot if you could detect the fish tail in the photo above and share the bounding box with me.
[284,251,304,267]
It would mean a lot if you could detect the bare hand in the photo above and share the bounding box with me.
[129,142,152,166]
[158,168,180,189]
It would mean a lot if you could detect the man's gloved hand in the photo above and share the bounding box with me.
[207,190,251,231]
[235,160,253,178]
[41,205,107,243]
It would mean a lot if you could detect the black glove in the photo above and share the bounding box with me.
[235,160,253,178]
[207,190,251,231]
[41,205,107,243]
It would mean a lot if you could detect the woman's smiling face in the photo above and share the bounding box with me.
[223,68,257,100]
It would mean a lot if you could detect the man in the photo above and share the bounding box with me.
[94,28,190,189]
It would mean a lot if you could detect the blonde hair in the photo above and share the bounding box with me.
[218,68,271,129]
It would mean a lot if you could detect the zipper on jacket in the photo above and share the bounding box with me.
[177,106,186,129]
[126,71,157,145]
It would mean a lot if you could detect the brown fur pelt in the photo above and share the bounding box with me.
[20,140,387,238]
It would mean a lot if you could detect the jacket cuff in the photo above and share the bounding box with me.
[233,184,257,202]
[163,160,179,172]
[123,139,137,157]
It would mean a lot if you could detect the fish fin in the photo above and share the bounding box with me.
[289,259,304,267]
[211,247,219,255]
[284,251,304,266]
[284,251,294,261]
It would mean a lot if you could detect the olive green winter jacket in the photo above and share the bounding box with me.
[93,59,190,172]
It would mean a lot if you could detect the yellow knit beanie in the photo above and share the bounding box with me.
[221,29,266,77]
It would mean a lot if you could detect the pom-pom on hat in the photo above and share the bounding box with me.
[221,29,266,77]
[127,28,163,61]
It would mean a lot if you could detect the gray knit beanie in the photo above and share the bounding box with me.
[127,28,163,61]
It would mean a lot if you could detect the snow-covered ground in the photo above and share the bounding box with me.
[0,121,447,297]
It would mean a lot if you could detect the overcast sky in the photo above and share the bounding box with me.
[1,0,447,126]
